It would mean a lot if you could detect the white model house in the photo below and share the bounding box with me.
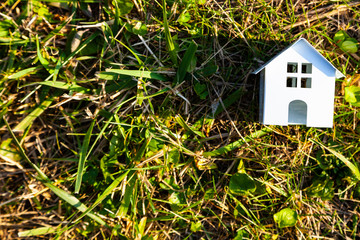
[253,38,345,128]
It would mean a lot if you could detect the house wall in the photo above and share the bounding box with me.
[261,47,335,128]
[259,70,265,123]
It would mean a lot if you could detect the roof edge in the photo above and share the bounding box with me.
[252,38,345,79]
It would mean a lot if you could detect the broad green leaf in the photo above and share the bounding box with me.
[115,0,134,16]
[347,38,358,44]
[178,11,191,24]
[306,177,334,200]
[345,86,360,106]
[333,30,347,44]
[229,173,256,196]
[344,86,360,103]
[188,55,197,72]
[196,157,217,170]
[234,230,245,240]
[159,176,178,191]
[166,148,180,164]
[273,208,298,228]
[190,221,202,232]
[199,63,218,77]
[146,138,164,157]
[132,21,147,36]
[197,0,206,4]
[334,30,359,53]
[168,191,186,211]
[31,0,51,19]
[175,41,197,84]
[194,82,208,100]
[341,40,358,53]
[75,120,95,194]
[18,226,56,237]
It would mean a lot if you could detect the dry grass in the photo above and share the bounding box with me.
[0,0,360,239]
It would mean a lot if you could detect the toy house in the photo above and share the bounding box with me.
[253,38,345,128]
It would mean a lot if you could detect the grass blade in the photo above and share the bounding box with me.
[85,96,136,161]
[175,114,205,138]
[20,31,99,103]
[21,80,91,93]
[74,170,131,223]
[3,117,106,225]
[3,117,48,179]
[175,41,197,84]
[42,13,73,44]
[36,35,52,74]
[310,139,360,181]
[42,181,106,225]
[116,171,137,217]
[75,119,95,194]
[18,226,56,237]
[7,66,42,80]
[13,93,59,132]
[162,0,177,65]
[214,88,245,116]
[203,127,272,157]
[137,87,170,100]
[104,69,167,81]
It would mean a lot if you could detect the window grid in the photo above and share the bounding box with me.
[286,62,312,89]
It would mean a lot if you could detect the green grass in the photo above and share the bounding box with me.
[0,0,360,239]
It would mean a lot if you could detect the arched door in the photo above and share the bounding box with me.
[288,100,307,125]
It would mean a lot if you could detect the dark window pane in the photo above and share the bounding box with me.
[301,63,312,73]
[301,78,311,88]
[287,62,298,73]
[287,77,297,87]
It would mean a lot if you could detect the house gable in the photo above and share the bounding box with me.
[253,38,345,79]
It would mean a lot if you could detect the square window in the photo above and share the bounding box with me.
[301,78,311,88]
[287,62,298,73]
[287,77,297,87]
[302,63,312,73]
